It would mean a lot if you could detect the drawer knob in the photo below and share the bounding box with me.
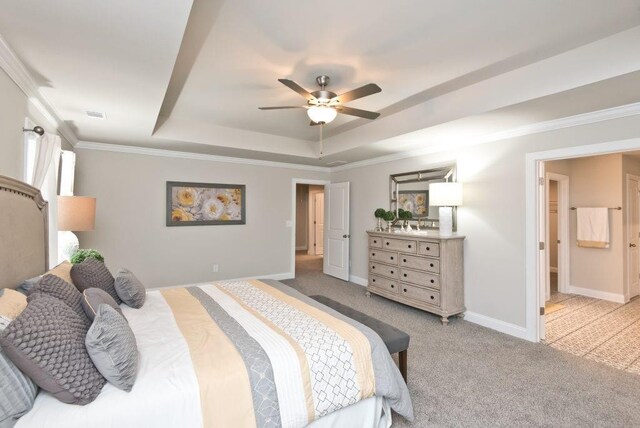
[386,242,389,246]
[372,278,376,282]
[403,273,407,277]
[430,296,435,300]
[426,247,430,250]
[391,284,395,288]
[430,279,435,283]
[430,263,434,267]
[391,256,394,260]
[372,266,376,269]
[403,258,407,262]
[408,244,412,248]
[374,240,377,243]
[372,253,376,256]
[403,288,407,292]
[390,270,394,274]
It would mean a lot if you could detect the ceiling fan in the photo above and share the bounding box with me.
[259,75,382,125]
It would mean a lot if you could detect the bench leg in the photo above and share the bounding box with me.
[399,350,407,383]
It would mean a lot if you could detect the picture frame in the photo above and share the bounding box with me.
[397,190,429,218]
[166,181,246,226]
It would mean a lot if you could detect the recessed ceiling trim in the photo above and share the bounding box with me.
[75,141,331,172]
[0,32,78,145]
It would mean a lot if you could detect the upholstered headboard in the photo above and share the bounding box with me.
[0,175,48,289]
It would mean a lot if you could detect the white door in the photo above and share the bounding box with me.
[324,182,350,280]
[314,192,324,256]
[627,176,640,299]
[538,161,547,340]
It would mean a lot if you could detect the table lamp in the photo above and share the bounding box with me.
[429,182,462,236]
[58,196,96,262]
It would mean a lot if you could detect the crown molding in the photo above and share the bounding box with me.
[75,141,331,172]
[329,101,640,172]
[0,33,78,146]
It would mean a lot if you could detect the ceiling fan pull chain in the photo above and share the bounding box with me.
[319,123,324,160]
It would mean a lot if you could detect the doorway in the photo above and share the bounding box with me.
[292,180,329,277]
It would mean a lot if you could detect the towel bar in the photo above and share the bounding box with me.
[570,206,621,210]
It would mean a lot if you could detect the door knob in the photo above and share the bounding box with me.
[342,234,350,238]
[631,243,637,248]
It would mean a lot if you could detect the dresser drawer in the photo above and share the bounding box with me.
[399,254,440,273]
[369,249,398,265]
[399,283,441,306]
[382,238,417,253]
[369,236,383,248]
[418,241,440,257]
[399,268,440,290]
[369,262,398,279]
[369,275,399,293]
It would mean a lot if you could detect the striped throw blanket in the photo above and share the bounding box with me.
[160,279,413,427]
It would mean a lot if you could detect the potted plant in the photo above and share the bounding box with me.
[382,210,396,232]
[398,209,413,232]
[70,249,104,264]
[374,208,386,231]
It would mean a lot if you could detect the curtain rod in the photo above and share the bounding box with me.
[22,125,44,136]
[570,206,621,210]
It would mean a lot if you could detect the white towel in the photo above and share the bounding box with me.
[576,207,609,248]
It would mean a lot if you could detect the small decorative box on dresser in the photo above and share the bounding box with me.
[366,231,465,325]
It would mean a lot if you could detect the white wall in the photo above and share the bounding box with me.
[295,184,309,250]
[75,149,329,288]
[331,115,640,329]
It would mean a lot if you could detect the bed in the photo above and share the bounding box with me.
[0,174,413,428]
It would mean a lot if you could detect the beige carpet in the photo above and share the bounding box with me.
[545,292,640,374]
[284,256,640,427]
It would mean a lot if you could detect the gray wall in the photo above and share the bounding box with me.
[75,149,329,288]
[331,115,640,328]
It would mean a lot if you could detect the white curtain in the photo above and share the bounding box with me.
[27,133,61,189]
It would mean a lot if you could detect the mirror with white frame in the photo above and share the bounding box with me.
[389,164,457,231]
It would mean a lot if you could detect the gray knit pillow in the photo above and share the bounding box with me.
[86,305,139,391]
[71,258,121,304]
[0,295,106,405]
[81,288,123,321]
[0,315,37,425]
[114,269,146,308]
[28,274,90,327]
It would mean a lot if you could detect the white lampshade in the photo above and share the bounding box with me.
[429,182,463,207]
[57,196,96,231]
[307,106,337,124]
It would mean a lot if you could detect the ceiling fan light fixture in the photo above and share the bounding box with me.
[307,105,337,124]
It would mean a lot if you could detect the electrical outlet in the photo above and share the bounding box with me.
[212,264,219,273]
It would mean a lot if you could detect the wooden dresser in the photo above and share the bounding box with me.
[366,231,465,324]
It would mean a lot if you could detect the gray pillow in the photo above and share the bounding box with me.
[16,276,41,295]
[71,258,121,304]
[27,274,90,328]
[81,288,123,321]
[0,295,106,405]
[86,305,139,392]
[0,315,37,426]
[114,269,146,308]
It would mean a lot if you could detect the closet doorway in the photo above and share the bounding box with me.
[293,181,327,276]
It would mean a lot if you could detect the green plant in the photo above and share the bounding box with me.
[70,249,104,264]
[382,210,396,222]
[374,208,386,219]
[398,209,413,220]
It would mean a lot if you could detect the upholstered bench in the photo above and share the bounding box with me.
[309,295,410,382]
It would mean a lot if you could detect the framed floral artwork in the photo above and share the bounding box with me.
[166,181,246,226]
[397,190,428,218]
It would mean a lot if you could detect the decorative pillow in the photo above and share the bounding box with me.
[114,269,146,308]
[47,260,74,286]
[27,274,90,327]
[81,288,123,321]
[16,276,42,295]
[0,295,106,405]
[85,305,139,392]
[71,258,121,304]
[0,314,37,425]
[0,289,27,320]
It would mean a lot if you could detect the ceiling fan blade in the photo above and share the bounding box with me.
[335,106,380,120]
[258,106,306,110]
[333,83,381,103]
[278,79,316,101]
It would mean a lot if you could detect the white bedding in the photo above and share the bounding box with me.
[17,290,391,428]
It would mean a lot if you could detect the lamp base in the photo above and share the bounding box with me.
[438,206,453,236]
[58,230,79,263]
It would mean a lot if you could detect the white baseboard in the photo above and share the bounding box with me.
[464,311,529,340]
[566,285,625,303]
[349,275,368,287]
[550,266,558,273]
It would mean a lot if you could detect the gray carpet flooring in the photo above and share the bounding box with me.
[283,256,640,427]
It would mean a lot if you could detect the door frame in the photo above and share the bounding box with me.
[291,178,330,277]
[526,137,640,342]
[625,173,640,301]
[545,173,570,297]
